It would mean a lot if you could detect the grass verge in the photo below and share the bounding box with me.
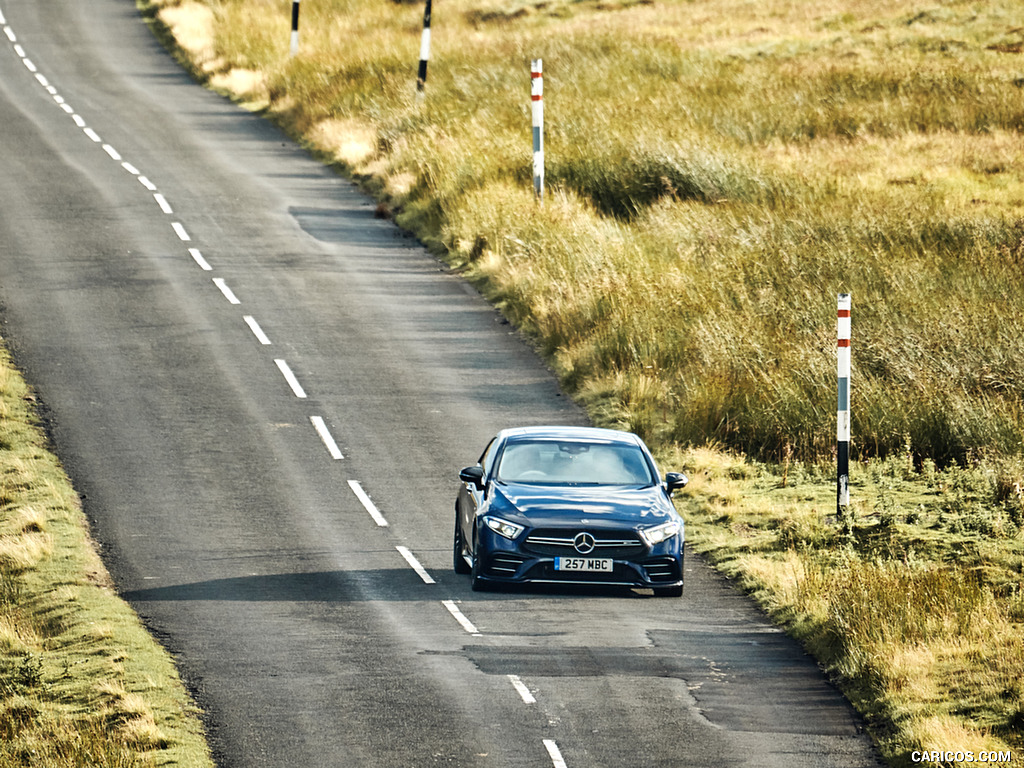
[0,340,212,768]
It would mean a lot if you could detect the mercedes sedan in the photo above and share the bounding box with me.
[454,426,688,596]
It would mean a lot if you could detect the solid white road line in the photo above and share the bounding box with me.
[442,600,481,636]
[243,315,272,345]
[274,359,307,398]
[508,675,536,704]
[213,278,241,305]
[309,416,343,460]
[543,739,568,768]
[348,481,388,527]
[396,546,435,584]
[171,222,190,241]
[189,248,212,271]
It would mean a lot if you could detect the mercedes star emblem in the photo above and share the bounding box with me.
[573,531,596,554]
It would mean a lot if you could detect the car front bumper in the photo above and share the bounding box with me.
[476,528,684,590]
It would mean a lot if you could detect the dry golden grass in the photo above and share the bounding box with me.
[309,117,378,167]
[156,2,218,70]
[760,130,1024,202]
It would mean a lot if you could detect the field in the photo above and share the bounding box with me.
[3,0,1022,765]
[151,0,1024,465]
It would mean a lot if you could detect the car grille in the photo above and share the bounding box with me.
[524,529,645,558]
[643,557,681,583]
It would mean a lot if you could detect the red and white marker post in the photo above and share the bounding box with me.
[837,293,851,518]
[531,59,544,201]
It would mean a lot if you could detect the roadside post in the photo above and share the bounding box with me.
[837,293,851,521]
[531,59,544,201]
[289,0,300,56]
[417,0,432,93]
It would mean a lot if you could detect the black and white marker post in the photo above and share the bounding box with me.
[531,59,544,201]
[837,293,851,521]
[416,0,432,93]
[289,0,300,56]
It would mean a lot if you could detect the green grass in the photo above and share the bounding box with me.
[0,342,212,768]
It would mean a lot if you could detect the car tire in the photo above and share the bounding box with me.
[470,529,488,591]
[453,511,471,575]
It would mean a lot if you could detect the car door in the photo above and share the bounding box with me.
[457,436,499,555]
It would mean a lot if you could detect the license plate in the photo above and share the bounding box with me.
[555,557,613,572]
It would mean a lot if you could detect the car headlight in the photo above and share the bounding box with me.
[483,516,525,540]
[640,520,681,546]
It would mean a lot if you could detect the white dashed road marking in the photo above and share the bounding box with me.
[348,481,388,527]
[212,277,241,305]
[543,740,568,768]
[189,248,212,271]
[274,358,306,398]
[309,416,343,460]
[243,315,271,345]
[396,546,435,584]
[154,193,173,214]
[509,675,536,704]
[442,600,481,636]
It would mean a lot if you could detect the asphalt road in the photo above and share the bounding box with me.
[0,1,884,766]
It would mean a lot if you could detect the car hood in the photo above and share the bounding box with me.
[490,483,675,526]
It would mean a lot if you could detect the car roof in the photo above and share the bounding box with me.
[496,425,643,446]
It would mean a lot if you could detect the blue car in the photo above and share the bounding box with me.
[454,426,688,597]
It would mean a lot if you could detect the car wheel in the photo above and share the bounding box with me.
[470,529,488,591]
[453,511,471,575]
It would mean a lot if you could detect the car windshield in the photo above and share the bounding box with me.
[495,439,655,486]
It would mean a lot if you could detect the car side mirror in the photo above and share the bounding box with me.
[459,465,486,490]
[665,472,689,494]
